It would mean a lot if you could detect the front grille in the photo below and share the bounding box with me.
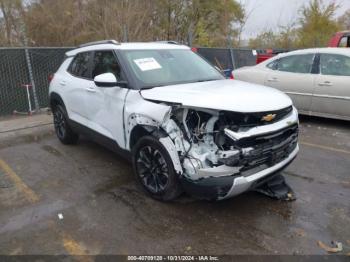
[237,124,298,171]
[221,106,293,128]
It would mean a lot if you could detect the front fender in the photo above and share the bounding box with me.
[127,115,183,175]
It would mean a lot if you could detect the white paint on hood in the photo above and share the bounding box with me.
[141,79,292,113]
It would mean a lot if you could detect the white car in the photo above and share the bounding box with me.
[49,40,299,201]
[233,48,350,121]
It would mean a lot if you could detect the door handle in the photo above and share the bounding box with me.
[267,77,278,82]
[86,87,96,93]
[318,81,332,86]
[59,80,66,86]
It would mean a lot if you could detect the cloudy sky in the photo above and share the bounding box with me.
[240,0,350,38]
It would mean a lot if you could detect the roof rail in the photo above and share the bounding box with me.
[78,40,120,48]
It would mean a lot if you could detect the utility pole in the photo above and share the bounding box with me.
[20,12,40,112]
[123,24,128,42]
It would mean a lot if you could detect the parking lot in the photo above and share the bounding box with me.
[0,113,349,255]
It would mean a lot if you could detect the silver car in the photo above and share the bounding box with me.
[233,48,350,121]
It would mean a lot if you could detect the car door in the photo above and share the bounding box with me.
[264,53,316,112]
[64,51,93,126]
[85,50,129,147]
[311,53,350,118]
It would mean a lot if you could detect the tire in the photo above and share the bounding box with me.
[132,135,182,201]
[52,104,79,144]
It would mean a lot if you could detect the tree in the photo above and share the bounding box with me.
[275,23,299,49]
[236,0,259,47]
[297,0,340,48]
[190,0,244,47]
[0,0,24,46]
[148,0,244,47]
[338,9,350,30]
[24,0,88,46]
[0,0,244,47]
[248,0,341,49]
[248,30,277,49]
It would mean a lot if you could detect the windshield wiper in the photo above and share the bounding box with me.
[192,78,220,83]
[141,84,166,90]
[140,79,220,89]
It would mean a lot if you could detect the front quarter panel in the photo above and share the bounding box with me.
[123,91,172,150]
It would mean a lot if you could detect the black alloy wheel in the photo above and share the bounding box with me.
[53,107,66,140]
[53,104,79,144]
[136,145,170,193]
[132,135,182,201]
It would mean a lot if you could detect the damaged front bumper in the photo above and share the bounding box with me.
[181,144,298,200]
[159,104,299,200]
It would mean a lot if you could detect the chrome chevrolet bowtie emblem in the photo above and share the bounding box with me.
[261,113,276,122]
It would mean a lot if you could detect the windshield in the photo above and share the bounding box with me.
[121,49,224,88]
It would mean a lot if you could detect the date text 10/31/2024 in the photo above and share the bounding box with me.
[127,256,219,261]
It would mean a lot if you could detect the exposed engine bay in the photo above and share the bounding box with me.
[161,105,298,181]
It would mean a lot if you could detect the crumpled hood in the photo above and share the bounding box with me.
[141,79,292,113]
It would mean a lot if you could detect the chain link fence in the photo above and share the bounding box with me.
[195,47,257,77]
[0,47,72,116]
[0,46,257,116]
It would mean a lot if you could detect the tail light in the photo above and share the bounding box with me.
[230,72,234,79]
[191,47,198,52]
[48,73,54,83]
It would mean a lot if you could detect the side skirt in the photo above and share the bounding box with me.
[68,119,132,162]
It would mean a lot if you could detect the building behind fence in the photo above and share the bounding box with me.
[0,47,256,116]
[0,48,72,116]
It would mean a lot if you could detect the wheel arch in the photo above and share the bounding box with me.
[50,92,66,110]
[129,124,158,150]
[128,123,183,175]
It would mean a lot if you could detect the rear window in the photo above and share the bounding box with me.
[68,52,91,79]
[320,53,350,76]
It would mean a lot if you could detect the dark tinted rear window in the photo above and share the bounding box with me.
[68,52,91,78]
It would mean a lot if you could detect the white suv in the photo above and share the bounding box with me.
[49,40,299,201]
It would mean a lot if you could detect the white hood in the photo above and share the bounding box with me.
[141,79,292,113]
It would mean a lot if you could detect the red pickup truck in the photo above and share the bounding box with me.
[256,31,350,64]
[328,31,350,47]
[256,49,288,64]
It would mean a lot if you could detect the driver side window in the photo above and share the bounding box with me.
[92,50,122,80]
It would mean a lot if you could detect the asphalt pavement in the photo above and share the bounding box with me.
[0,113,349,255]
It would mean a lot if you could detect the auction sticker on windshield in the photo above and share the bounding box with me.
[134,57,162,71]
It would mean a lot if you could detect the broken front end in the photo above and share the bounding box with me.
[160,105,299,200]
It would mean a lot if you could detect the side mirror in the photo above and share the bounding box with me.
[94,73,118,87]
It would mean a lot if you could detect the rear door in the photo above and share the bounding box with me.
[64,51,93,126]
[85,50,129,147]
[311,53,350,118]
[264,53,316,112]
